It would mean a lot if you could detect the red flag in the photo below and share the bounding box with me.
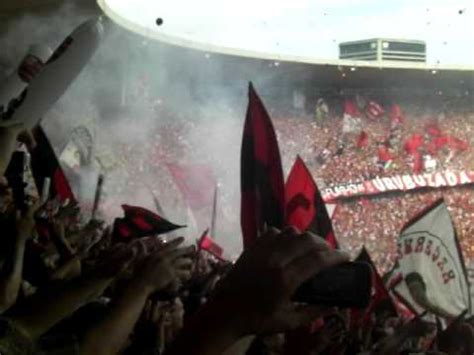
[198,229,226,261]
[285,156,338,248]
[112,204,185,240]
[356,130,369,149]
[377,145,392,163]
[351,247,397,327]
[426,121,442,137]
[29,125,75,202]
[167,163,216,210]
[366,100,385,120]
[241,83,285,249]
[404,133,424,155]
[343,99,360,117]
[446,135,469,152]
[389,104,405,126]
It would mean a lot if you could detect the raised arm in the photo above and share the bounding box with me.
[80,237,194,355]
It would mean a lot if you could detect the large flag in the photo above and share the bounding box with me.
[29,125,75,202]
[167,163,216,211]
[241,83,285,249]
[351,247,397,327]
[391,199,471,317]
[112,204,185,240]
[285,156,338,248]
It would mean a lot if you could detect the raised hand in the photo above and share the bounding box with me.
[209,227,349,336]
[132,237,195,295]
[166,228,350,355]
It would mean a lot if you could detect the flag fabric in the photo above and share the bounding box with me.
[377,145,393,163]
[342,99,362,134]
[351,247,398,327]
[198,229,226,261]
[167,163,216,211]
[404,133,424,155]
[356,130,369,149]
[240,83,285,249]
[425,122,442,137]
[391,199,471,317]
[366,100,385,120]
[112,204,184,240]
[285,156,338,248]
[29,125,75,202]
[385,265,424,318]
[389,104,405,126]
[446,135,469,152]
[343,99,361,118]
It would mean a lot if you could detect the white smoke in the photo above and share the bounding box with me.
[0,3,302,255]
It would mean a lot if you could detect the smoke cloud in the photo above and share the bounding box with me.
[0,2,308,255]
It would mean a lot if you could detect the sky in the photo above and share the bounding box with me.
[100,0,474,65]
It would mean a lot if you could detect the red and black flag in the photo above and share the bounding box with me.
[112,204,185,241]
[29,125,75,202]
[285,156,338,248]
[351,247,397,327]
[241,83,285,249]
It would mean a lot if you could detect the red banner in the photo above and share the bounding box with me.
[286,156,338,248]
[322,171,474,202]
[167,163,216,210]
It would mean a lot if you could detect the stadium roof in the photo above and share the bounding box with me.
[155,41,474,92]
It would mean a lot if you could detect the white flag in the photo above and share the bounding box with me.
[394,200,471,317]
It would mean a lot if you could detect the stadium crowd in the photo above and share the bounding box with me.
[1,24,473,353]
[1,109,474,354]
[272,94,474,271]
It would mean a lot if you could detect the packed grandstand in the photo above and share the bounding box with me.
[77,45,473,274]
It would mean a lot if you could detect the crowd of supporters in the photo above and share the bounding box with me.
[1,21,473,352]
[1,118,474,354]
[272,94,474,272]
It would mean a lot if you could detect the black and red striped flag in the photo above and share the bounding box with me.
[351,247,397,327]
[240,83,285,249]
[29,125,75,202]
[112,204,184,240]
[285,156,338,248]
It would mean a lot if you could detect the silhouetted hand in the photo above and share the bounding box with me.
[133,237,194,295]
[209,227,349,335]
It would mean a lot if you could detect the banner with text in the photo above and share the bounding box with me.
[322,171,474,202]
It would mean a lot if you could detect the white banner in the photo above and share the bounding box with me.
[393,200,471,317]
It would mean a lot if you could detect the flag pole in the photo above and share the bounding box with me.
[210,184,218,240]
[91,173,104,220]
